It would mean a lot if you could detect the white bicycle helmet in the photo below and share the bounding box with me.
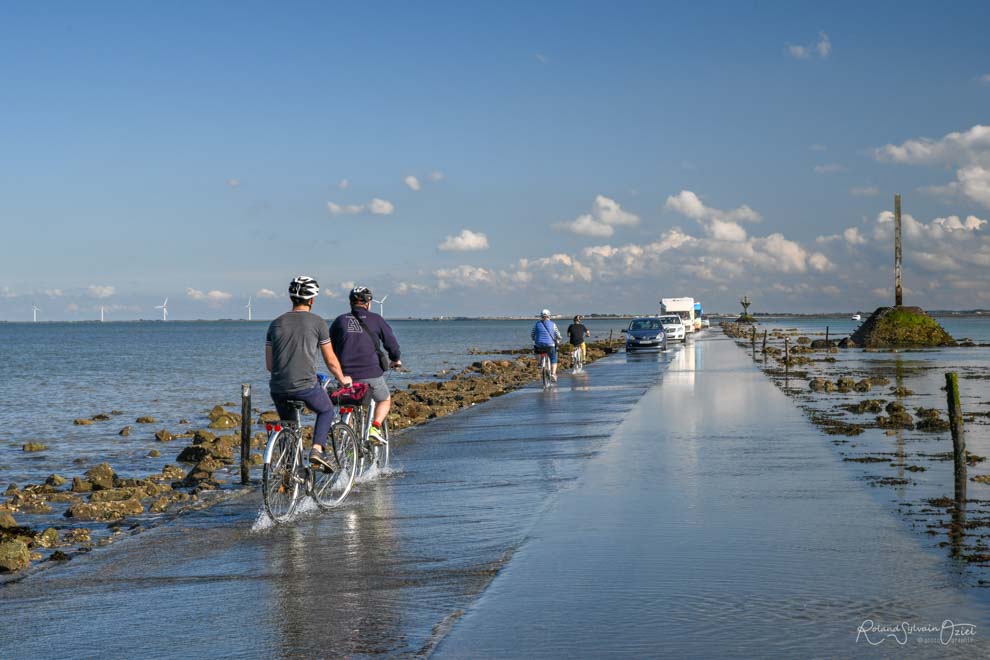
[349,286,373,304]
[288,276,320,300]
[541,309,551,318]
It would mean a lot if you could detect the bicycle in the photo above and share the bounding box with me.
[571,344,584,373]
[262,399,358,523]
[330,382,390,478]
[535,345,553,389]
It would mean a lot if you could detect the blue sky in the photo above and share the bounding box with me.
[2,1,989,320]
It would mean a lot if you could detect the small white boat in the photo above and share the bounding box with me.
[851,313,862,321]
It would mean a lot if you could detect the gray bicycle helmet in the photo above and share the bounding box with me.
[288,276,320,300]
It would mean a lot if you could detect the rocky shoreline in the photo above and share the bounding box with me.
[721,321,990,574]
[0,340,616,576]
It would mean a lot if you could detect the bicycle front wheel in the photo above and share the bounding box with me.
[313,422,358,509]
[263,431,301,523]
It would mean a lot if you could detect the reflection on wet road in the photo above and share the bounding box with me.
[437,334,990,657]
[0,344,676,657]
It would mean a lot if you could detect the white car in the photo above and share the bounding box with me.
[659,315,685,341]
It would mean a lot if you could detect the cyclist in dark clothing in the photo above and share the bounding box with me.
[566,315,591,362]
[329,286,401,444]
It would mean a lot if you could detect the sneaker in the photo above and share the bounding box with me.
[309,447,334,471]
[368,424,384,445]
[551,374,558,382]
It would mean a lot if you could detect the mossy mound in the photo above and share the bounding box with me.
[849,306,955,348]
[735,314,757,323]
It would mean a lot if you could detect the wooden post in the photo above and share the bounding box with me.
[762,330,767,354]
[946,372,966,503]
[240,383,252,485]
[894,193,903,307]
[608,329,613,347]
[751,326,756,354]
[784,337,790,371]
[825,326,830,345]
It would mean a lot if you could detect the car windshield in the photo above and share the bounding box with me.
[630,319,660,331]
[660,317,681,326]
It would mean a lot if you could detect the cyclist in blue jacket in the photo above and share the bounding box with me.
[531,309,562,382]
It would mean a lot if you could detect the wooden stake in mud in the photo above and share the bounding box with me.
[751,326,756,354]
[946,372,966,502]
[762,330,768,354]
[784,336,790,372]
[894,193,903,307]
[825,326,830,345]
[240,383,252,485]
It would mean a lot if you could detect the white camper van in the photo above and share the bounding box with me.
[660,297,696,334]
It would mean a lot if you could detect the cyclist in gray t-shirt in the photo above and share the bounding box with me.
[266,276,351,469]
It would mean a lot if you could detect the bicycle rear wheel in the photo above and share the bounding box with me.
[263,431,301,522]
[541,357,551,388]
[312,422,358,509]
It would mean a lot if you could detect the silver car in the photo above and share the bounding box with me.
[659,315,686,341]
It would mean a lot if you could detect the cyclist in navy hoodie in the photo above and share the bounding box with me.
[329,286,402,444]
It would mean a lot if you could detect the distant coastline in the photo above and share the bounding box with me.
[2,310,988,324]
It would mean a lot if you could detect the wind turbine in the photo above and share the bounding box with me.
[100,306,105,322]
[154,297,168,321]
[245,296,252,321]
[32,305,40,322]
[372,294,388,317]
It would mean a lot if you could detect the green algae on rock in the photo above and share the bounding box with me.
[849,306,955,348]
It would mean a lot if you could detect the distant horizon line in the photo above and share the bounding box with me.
[2,309,988,324]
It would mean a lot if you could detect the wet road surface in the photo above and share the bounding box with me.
[436,334,990,657]
[0,344,671,657]
[4,334,989,657]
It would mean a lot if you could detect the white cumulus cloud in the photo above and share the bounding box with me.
[256,288,277,299]
[439,229,489,251]
[186,288,233,306]
[404,175,421,191]
[555,195,639,237]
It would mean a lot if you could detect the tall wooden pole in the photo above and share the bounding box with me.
[894,193,903,306]
[240,383,252,485]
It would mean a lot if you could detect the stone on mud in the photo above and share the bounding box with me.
[0,540,30,572]
[84,463,116,491]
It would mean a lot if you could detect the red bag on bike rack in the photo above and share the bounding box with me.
[329,382,372,405]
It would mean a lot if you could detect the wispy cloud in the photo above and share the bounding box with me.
[256,288,277,299]
[404,175,421,191]
[787,31,831,60]
[87,285,115,298]
[439,229,489,251]
[977,73,990,86]
[814,163,844,174]
[327,198,395,216]
[535,53,549,65]
[810,144,828,152]
[226,178,241,188]
[849,186,879,196]
[338,179,350,190]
